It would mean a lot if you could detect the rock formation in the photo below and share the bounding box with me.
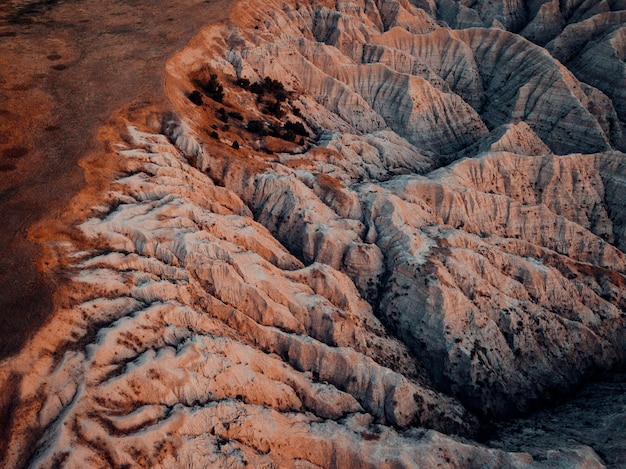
[547,11,626,130]
[2,0,626,467]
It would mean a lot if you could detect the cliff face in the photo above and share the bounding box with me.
[2,0,626,467]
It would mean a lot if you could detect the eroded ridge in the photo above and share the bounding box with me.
[2,0,626,467]
[3,120,538,469]
[165,0,626,418]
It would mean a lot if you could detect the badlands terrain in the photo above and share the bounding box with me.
[2,0,626,467]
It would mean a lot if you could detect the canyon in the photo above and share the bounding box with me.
[1,0,626,467]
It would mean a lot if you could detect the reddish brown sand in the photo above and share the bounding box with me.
[0,0,234,359]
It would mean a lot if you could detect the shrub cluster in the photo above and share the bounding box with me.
[187,90,203,106]
[245,119,307,144]
[235,78,250,89]
[284,120,309,137]
[265,101,284,118]
[247,120,265,134]
[196,73,224,103]
[217,107,229,122]
[250,76,288,102]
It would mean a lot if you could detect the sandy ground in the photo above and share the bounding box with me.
[0,0,235,359]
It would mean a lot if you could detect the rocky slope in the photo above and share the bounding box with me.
[488,372,626,468]
[1,0,626,467]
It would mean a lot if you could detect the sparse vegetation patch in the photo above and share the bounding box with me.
[192,70,224,103]
[187,91,203,106]
[247,119,265,134]
[235,78,250,89]
[284,121,309,137]
[265,100,284,118]
[250,76,288,103]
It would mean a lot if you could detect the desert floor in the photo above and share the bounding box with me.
[0,0,234,358]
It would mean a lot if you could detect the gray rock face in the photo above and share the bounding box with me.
[0,124,476,469]
[224,0,622,157]
[548,12,626,129]
[2,0,626,467]
[427,0,624,46]
[488,373,626,468]
[369,153,626,416]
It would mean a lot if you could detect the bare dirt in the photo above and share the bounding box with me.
[0,0,234,358]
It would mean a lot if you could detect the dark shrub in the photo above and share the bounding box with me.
[249,82,263,96]
[266,101,284,117]
[3,146,28,159]
[235,78,250,88]
[228,111,243,120]
[232,140,240,149]
[262,77,287,101]
[249,77,288,102]
[282,129,296,142]
[198,74,224,103]
[209,131,219,139]
[268,122,281,137]
[187,90,203,106]
[274,88,288,103]
[247,119,265,134]
[284,120,309,137]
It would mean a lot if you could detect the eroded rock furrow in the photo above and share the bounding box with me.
[2,0,626,467]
